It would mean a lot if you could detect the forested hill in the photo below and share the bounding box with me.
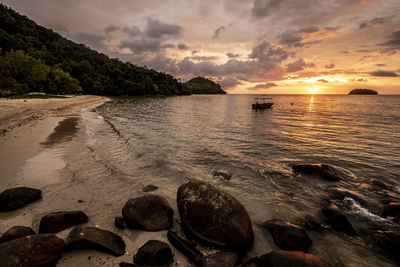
[184,77,227,94]
[0,4,189,96]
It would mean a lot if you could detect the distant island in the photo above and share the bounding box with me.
[348,89,378,95]
[184,77,227,94]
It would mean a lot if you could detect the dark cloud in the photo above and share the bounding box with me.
[248,82,278,90]
[190,56,218,61]
[299,26,320,33]
[123,25,141,37]
[145,19,182,38]
[119,38,162,54]
[359,17,386,29]
[219,77,241,89]
[279,32,302,46]
[378,30,400,49]
[162,43,175,49]
[278,26,340,47]
[104,24,121,34]
[325,63,335,69]
[177,43,189,50]
[341,50,350,54]
[71,31,106,50]
[252,0,280,18]
[287,58,306,72]
[317,79,329,83]
[370,70,398,77]
[212,26,226,39]
[375,63,386,67]
[248,41,289,64]
[226,53,240,59]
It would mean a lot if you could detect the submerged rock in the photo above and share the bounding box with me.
[177,180,254,252]
[142,184,159,192]
[326,187,367,206]
[262,220,312,253]
[382,202,400,222]
[368,179,391,190]
[134,240,173,266]
[321,204,357,236]
[244,250,332,267]
[299,215,325,233]
[115,216,126,229]
[292,164,345,181]
[65,226,126,256]
[369,230,400,261]
[122,195,173,231]
[213,169,233,180]
[0,226,35,244]
[0,187,42,212]
[0,234,65,267]
[195,251,238,267]
[39,210,88,233]
[167,230,202,261]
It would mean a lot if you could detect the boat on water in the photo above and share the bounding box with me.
[252,97,274,110]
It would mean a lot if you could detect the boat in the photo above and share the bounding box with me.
[252,97,274,110]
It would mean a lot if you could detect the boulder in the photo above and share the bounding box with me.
[177,180,254,252]
[382,202,400,222]
[326,188,367,206]
[195,251,238,267]
[299,215,325,233]
[65,226,126,256]
[370,230,400,261]
[167,230,202,261]
[0,234,65,267]
[122,195,173,231]
[321,204,357,236]
[262,220,312,253]
[39,210,88,233]
[115,216,126,229]
[368,179,390,190]
[292,164,344,181]
[134,240,173,266]
[0,187,42,212]
[245,250,332,267]
[213,170,232,180]
[0,226,35,244]
[142,185,159,192]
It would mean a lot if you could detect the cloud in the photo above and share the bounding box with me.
[119,38,162,54]
[252,0,280,18]
[162,43,175,49]
[190,56,218,61]
[145,18,182,38]
[317,79,329,83]
[370,70,398,77]
[279,32,302,46]
[104,24,121,34]
[226,53,240,59]
[375,63,386,67]
[287,58,306,72]
[248,41,289,63]
[359,17,386,29]
[349,78,368,82]
[325,63,335,69]
[278,26,341,47]
[219,77,242,89]
[71,31,107,50]
[212,26,226,39]
[177,43,189,50]
[248,82,278,90]
[123,25,141,37]
[378,30,400,49]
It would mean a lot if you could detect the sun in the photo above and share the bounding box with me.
[309,88,318,94]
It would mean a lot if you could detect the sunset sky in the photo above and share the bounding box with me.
[3,0,400,94]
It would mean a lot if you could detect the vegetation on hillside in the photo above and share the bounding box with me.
[0,4,189,96]
[184,77,226,94]
[348,89,378,95]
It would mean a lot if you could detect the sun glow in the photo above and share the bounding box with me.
[309,88,318,94]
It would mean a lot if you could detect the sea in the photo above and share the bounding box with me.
[10,94,400,266]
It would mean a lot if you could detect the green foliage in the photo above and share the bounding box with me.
[0,4,189,96]
[184,77,226,94]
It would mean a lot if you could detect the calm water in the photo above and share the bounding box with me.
[87,94,400,266]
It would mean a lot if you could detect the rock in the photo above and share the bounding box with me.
[299,216,325,233]
[0,234,65,267]
[326,188,367,206]
[368,179,390,190]
[115,216,126,229]
[245,250,332,267]
[119,263,136,267]
[142,185,159,192]
[65,226,126,256]
[122,195,173,231]
[39,210,88,234]
[0,226,35,244]
[134,240,173,266]
[262,220,312,253]
[213,170,232,180]
[0,187,42,212]
[370,230,400,261]
[382,202,400,222]
[167,230,202,261]
[292,164,344,181]
[195,251,238,267]
[177,180,254,252]
[321,204,357,236]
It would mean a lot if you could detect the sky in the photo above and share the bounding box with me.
[3,0,400,94]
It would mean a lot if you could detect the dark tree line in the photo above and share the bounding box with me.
[0,4,190,96]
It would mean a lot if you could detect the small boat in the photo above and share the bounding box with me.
[252,97,274,110]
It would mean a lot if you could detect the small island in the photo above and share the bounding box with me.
[184,77,227,94]
[348,89,378,95]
